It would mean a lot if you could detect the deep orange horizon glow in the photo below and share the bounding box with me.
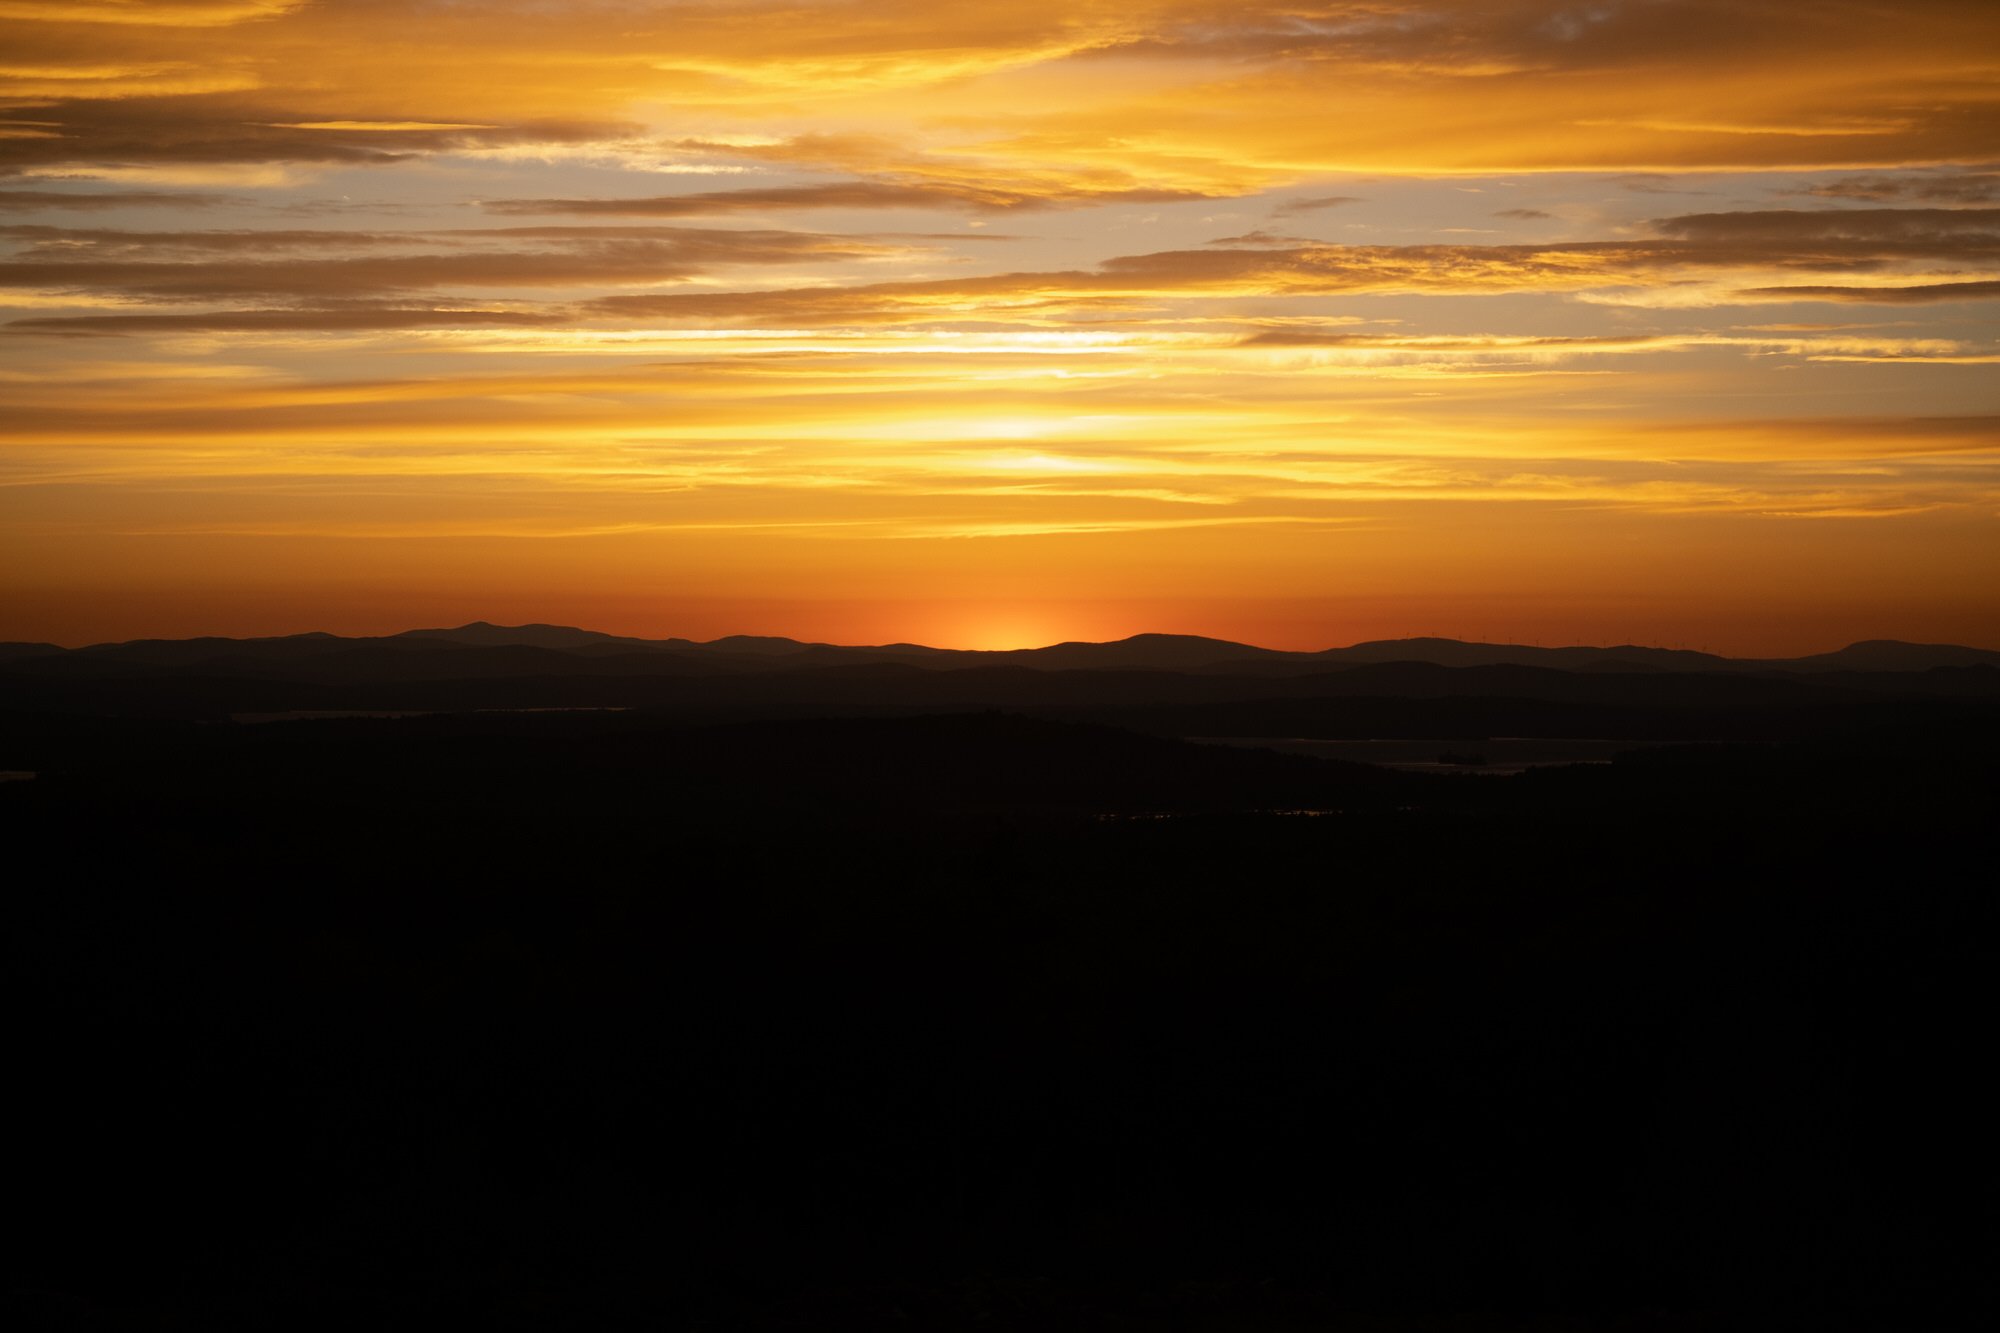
[3,2,1997,655]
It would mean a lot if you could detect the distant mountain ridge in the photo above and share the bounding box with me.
[7,621,1999,743]
[5,622,1994,675]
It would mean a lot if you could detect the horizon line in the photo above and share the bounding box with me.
[11,620,1997,659]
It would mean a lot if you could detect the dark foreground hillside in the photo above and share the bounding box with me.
[5,706,1995,1330]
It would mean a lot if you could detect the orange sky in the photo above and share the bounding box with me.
[2,0,1996,652]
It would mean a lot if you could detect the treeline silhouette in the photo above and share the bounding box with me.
[5,681,1996,1327]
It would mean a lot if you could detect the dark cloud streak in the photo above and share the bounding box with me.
[480,180,1217,217]
[1799,173,2000,204]
[5,308,567,337]
[1732,280,2000,304]
[9,207,1995,322]
[587,213,2000,327]
[1654,208,2000,243]
[0,96,634,178]
[0,224,915,300]
[1272,195,1363,216]
[0,190,234,212]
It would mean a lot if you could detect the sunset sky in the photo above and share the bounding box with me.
[2,0,1995,651]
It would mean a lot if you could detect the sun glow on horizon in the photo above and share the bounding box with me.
[1,1,1995,653]
[909,607,1091,653]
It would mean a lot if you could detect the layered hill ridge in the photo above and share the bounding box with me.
[5,622,1995,675]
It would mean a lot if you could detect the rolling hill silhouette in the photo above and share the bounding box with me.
[4,624,1994,740]
[7,621,1997,676]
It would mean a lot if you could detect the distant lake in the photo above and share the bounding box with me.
[1194,736,1653,774]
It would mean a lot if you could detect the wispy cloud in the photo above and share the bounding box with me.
[1794,171,2000,204]
[1273,195,1364,216]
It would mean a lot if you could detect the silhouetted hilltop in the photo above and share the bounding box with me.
[1317,637,1731,672]
[62,630,346,667]
[988,632,1289,671]
[1766,639,2000,672]
[397,620,676,652]
[693,632,833,656]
